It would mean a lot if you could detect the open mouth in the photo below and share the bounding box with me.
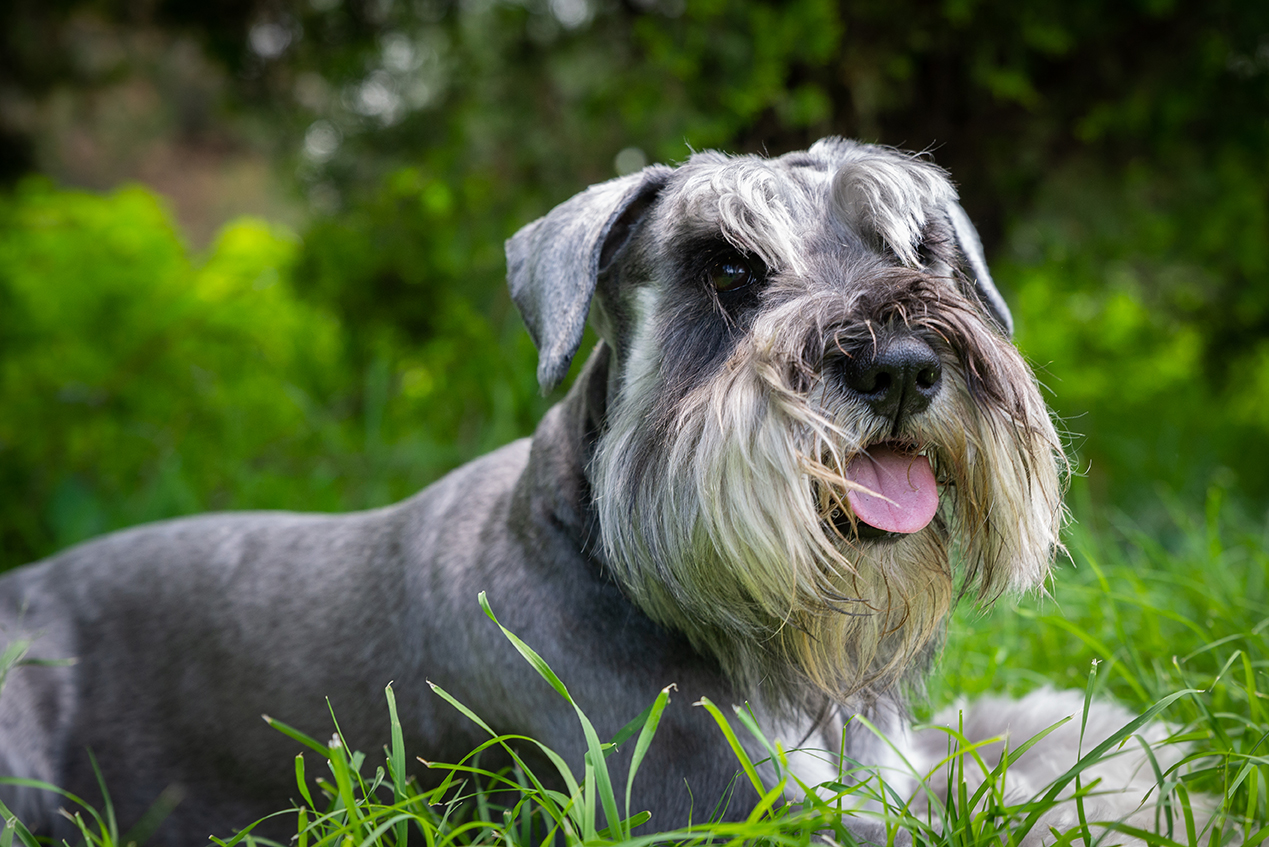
[822,441,940,542]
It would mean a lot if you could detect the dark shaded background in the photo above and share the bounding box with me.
[1,0,1267,570]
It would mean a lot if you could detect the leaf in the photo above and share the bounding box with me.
[626,685,673,828]
[695,697,765,799]
[263,715,331,756]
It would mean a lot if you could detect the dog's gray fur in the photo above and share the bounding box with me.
[0,138,1176,844]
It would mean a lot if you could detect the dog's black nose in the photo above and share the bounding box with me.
[837,334,942,425]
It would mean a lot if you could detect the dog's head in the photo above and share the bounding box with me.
[507,138,1064,708]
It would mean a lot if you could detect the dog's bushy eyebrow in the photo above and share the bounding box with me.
[658,146,959,279]
[829,153,956,268]
[661,160,814,274]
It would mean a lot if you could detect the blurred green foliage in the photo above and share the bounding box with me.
[0,182,339,561]
[0,0,1267,568]
[0,181,547,567]
[1006,152,1269,507]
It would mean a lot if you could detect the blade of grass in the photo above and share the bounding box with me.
[0,640,30,699]
[595,810,652,838]
[325,731,368,836]
[479,592,624,840]
[695,697,765,799]
[294,754,316,810]
[263,715,331,756]
[611,700,657,751]
[0,797,39,847]
[86,750,118,846]
[625,685,673,828]
[731,703,786,786]
[119,783,185,847]
[0,778,107,836]
[386,682,408,847]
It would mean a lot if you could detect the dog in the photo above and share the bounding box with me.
[0,138,1183,844]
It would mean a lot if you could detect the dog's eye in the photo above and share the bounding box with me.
[917,243,935,269]
[707,256,757,292]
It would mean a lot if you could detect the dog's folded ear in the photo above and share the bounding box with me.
[945,201,1013,337]
[507,167,672,394]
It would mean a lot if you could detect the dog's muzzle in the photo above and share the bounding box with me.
[825,331,944,539]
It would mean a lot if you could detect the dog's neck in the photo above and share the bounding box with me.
[510,344,612,563]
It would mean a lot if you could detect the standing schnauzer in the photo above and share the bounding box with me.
[0,139,1179,844]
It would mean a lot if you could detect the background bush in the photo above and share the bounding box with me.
[0,182,342,559]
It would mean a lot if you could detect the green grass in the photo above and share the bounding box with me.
[1,491,1265,847]
[936,485,1269,824]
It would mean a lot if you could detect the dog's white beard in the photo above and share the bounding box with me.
[592,297,1065,709]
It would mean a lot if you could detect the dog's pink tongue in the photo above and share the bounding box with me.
[844,446,939,534]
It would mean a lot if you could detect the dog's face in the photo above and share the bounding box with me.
[508,138,1064,709]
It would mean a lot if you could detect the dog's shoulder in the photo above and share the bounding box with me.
[401,436,533,519]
